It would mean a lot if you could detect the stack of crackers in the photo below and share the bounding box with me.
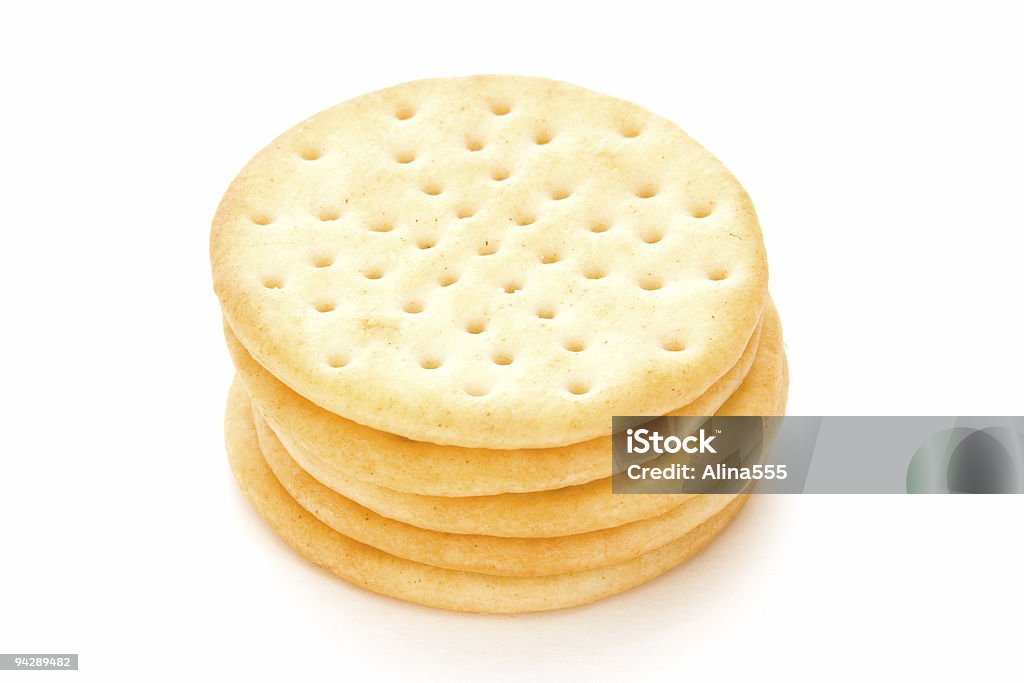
[211,76,787,613]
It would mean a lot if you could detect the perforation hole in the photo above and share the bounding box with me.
[251,215,273,226]
[639,276,663,291]
[262,277,283,289]
[478,241,499,256]
[589,220,610,233]
[534,130,553,145]
[394,150,416,164]
[640,228,664,244]
[327,353,350,368]
[491,168,510,182]
[514,213,536,227]
[564,339,586,352]
[466,320,487,334]
[421,182,443,196]
[583,266,606,280]
[416,237,437,250]
[550,188,572,201]
[491,102,512,116]
[492,351,514,366]
[635,185,658,199]
[314,301,336,313]
[620,123,643,138]
[691,206,714,218]
[362,266,384,280]
[567,380,591,396]
[403,300,425,314]
[540,251,561,265]
[536,307,556,320]
[299,148,322,161]
[456,206,476,219]
[502,281,522,294]
[662,340,686,352]
[465,383,491,397]
[317,209,340,222]
[420,356,443,370]
[369,220,393,233]
[311,254,333,268]
[708,268,728,281]
[439,273,459,287]
[466,138,485,152]
[395,105,415,121]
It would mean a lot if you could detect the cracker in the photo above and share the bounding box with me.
[225,314,762,496]
[212,75,768,448]
[226,380,749,613]
[261,405,738,576]
[255,302,786,537]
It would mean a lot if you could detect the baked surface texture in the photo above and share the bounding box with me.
[212,75,768,448]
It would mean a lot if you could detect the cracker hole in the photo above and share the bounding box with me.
[439,274,459,287]
[369,221,394,233]
[311,254,334,268]
[540,252,562,265]
[466,138,485,152]
[465,384,491,397]
[550,188,572,201]
[314,301,336,313]
[317,209,340,222]
[492,351,514,366]
[327,353,350,368]
[691,206,714,218]
[534,130,553,145]
[421,182,443,196]
[416,238,437,250]
[583,267,606,280]
[502,281,522,294]
[420,356,443,370]
[514,213,536,227]
[466,320,487,334]
[299,148,322,161]
[362,266,385,280]
[662,340,686,352]
[403,300,425,314]
[262,277,283,289]
[567,381,591,396]
[640,228,665,244]
[477,241,499,256]
[394,150,416,164]
[491,168,511,182]
[708,268,729,281]
[589,220,610,233]
[536,307,556,320]
[395,105,415,121]
[620,123,643,138]
[639,276,663,291]
[251,215,273,226]
[456,206,476,219]
[635,185,658,199]
[564,339,587,353]
[491,102,512,116]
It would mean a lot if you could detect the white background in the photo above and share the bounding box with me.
[1,2,1022,681]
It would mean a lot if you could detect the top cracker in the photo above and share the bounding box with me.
[211,76,768,449]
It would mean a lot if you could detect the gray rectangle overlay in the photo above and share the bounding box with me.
[0,654,78,670]
[611,416,1024,493]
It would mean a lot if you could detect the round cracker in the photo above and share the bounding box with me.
[226,313,763,496]
[226,383,749,613]
[212,75,767,449]
[256,304,786,537]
